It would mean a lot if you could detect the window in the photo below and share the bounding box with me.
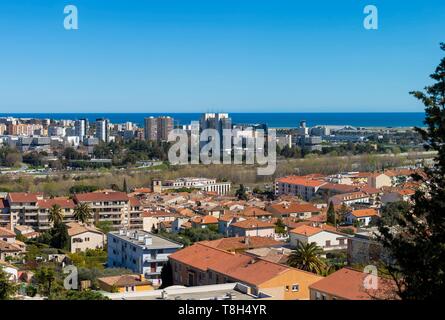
[285,285,289,292]
[325,240,331,247]
[292,284,299,292]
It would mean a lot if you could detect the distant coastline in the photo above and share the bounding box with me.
[0,112,425,128]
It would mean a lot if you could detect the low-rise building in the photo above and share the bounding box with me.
[66,222,105,253]
[309,268,399,300]
[169,243,323,300]
[346,209,379,227]
[228,219,275,238]
[266,202,321,219]
[97,274,154,293]
[275,176,326,201]
[289,225,349,251]
[107,230,183,286]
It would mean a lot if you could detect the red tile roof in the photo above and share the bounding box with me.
[351,209,378,218]
[0,227,15,238]
[191,215,219,225]
[200,236,282,252]
[276,176,326,187]
[7,192,42,203]
[74,191,129,202]
[37,198,75,209]
[309,268,399,300]
[169,243,311,286]
[267,202,321,215]
[230,219,274,230]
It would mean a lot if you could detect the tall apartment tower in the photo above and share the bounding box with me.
[144,116,174,142]
[199,113,232,151]
[157,116,174,141]
[95,118,109,143]
[144,117,158,141]
[75,118,88,141]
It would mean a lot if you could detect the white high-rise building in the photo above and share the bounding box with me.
[95,118,109,143]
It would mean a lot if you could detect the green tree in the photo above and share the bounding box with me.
[235,184,248,201]
[380,201,411,227]
[48,204,63,226]
[287,242,326,275]
[275,218,286,235]
[160,261,173,289]
[378,43,445,300]
[326,201,337,226]
[74,203,93,224]
[0,268,17,300]
[50,222,70,250]
[34,266,56,297]
[95,221,113,234]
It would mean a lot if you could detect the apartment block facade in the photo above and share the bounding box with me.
[107,230,183,286]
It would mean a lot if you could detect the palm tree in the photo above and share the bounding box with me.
[48,204,63,226]
[73,202,92,224]
[287,242,326,275]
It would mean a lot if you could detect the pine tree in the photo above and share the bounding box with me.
[378,43,445,300]
[326,201,336,226]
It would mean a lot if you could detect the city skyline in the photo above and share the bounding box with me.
[0,0,444,113]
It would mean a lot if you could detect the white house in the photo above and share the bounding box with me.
[0,261,18,282]
[66,222,105,253]
[289,225,349,251]
[346,209,379,227]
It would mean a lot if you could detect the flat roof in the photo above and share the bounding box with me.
[109,230,183,249]
[102,283,260,300]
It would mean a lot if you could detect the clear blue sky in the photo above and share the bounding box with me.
[0,0,444,113]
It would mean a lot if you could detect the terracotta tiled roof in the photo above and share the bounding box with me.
[319,183,357,193]
[37,198,75,209]
[0,199,6,209]
[240,206,271,217]
[351,209,378,218]
[7,192,42,203]
[290,225,323,237]
[169,243,314,286]
[309,268,399,300]
[66,222,104,237]
[397,189,415,196]
[200,236,282,252]
[74,191,129,202]
[0,227,15,238]
[0,239,22,252]
[230,219,274,230]
[267,202,321,215]
[276,176,326,188]
[191,215,219,225]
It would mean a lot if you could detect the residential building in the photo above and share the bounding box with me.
[347,229,393,266]
[36,198,76,231]
[368,173,392,189]
[66,222,105,253]
[107,230,183,286]
[98,274,154,293]
[169,243,323,300]
[275,176,326,201]
[190,215,219,229]
[309,268,399,300]
[289,225,349,251]
[228,219,275,238]
[74,118,88,141]
[266,202,321,219]
[73,191,130,230]
[153,177,231,195]
[144,117,157,141]
[381,189,415,204]
[346,209,379,227]
[95,118,109,143]
[6,192,44,230]
[329,192,370,206]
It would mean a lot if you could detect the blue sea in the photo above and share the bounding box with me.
[0,113,425,128]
